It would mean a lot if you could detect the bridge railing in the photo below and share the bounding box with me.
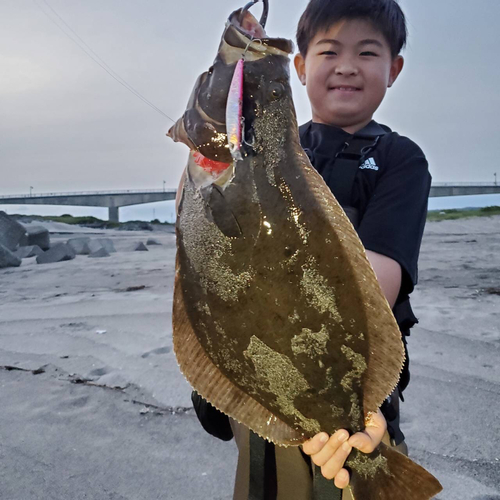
[431,182,498,187]
[0,188,177,199]
[1,183,498,200]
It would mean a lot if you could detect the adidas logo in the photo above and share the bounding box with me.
[359,158,379,171]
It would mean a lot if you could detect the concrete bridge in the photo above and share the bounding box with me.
[430,182,500,197]
[0,189,177,223]
[0,183,499,222]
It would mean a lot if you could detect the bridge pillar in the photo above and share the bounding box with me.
[108,207,119,223]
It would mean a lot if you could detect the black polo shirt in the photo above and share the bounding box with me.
[299,120,431,328]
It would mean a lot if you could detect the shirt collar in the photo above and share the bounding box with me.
[356,120,390,136]
[302,119,389,138]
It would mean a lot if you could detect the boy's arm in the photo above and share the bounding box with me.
[366,250,402,308]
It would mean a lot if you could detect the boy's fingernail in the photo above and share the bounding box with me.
[319,434,330,444]
[337,432,348,443]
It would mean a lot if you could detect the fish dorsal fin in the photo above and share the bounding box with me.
[172,259,306,445]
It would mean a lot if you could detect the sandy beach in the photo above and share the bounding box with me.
[0,217,499,500]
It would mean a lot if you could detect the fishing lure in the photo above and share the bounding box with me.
[226,1,268,160]
[226,58,244,161]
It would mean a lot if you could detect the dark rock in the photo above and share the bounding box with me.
[67,237,91,255]
[124,285,146,292]
[0,211,27,251]
[14,245,43,259]
[134,242,149,252]
[0,243,22,268]
[96,238,116,253]
[22,226,50,250]
[146,238,162,246]
[88,247,110,258]
[36,243,76,264]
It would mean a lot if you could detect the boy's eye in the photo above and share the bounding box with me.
[320,51,337,56]
[360,51,378,56]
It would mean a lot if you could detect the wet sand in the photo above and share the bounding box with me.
[0,217,499,499]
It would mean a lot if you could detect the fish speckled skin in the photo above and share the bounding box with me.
[169,7,442,499]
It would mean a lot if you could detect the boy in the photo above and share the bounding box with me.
[229,0,430,498]
[191,0,430,498]
[297,0,429,491]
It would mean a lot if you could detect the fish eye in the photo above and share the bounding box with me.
[208,65,214,75]
[269,82,284,100]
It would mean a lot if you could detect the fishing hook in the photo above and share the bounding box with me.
[242,37,263,59]
[241,117,256,149]
[239,0,269,29]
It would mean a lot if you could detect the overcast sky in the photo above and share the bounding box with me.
[1,0,500,202]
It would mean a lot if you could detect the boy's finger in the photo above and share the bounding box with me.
[302,432,329,455]
[319,442,352,480]
[311,430,349,467]
[348,431,375,453]
[349,410,387,453]
[334,468,350,489]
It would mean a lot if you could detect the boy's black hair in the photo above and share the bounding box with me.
[297,0,407,58]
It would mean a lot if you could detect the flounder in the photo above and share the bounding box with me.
[168,3,442,498]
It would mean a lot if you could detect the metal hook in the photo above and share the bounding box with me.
[241,117,255,148]
[243,37,263,58]
[239,0,269,30]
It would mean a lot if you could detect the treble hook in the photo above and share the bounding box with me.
[239,0,269,29]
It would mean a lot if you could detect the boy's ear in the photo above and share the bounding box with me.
[294,53,307,86]
[388,55,404,88]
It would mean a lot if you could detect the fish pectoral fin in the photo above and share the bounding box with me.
[202,184,243,238]
[347,443,442,500]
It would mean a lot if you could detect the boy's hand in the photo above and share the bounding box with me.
[301,409,387,489]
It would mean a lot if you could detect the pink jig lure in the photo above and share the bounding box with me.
[226,58,244,161]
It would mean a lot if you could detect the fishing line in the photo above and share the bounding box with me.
[32,0,176,123]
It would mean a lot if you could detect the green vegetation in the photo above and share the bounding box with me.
[9,213,174,228]
[427,206,500,221]
[49,215,108,225]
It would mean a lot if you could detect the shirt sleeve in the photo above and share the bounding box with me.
[357,135,431,296]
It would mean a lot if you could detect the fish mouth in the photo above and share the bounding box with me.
[226,8,294,55]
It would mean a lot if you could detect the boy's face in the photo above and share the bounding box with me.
[294,19,404,133]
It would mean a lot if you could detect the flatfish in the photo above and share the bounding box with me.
[168,3,442,498]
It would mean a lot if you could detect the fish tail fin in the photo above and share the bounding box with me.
[347,442,442,500]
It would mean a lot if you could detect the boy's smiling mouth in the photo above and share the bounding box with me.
[329,85,362,92]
